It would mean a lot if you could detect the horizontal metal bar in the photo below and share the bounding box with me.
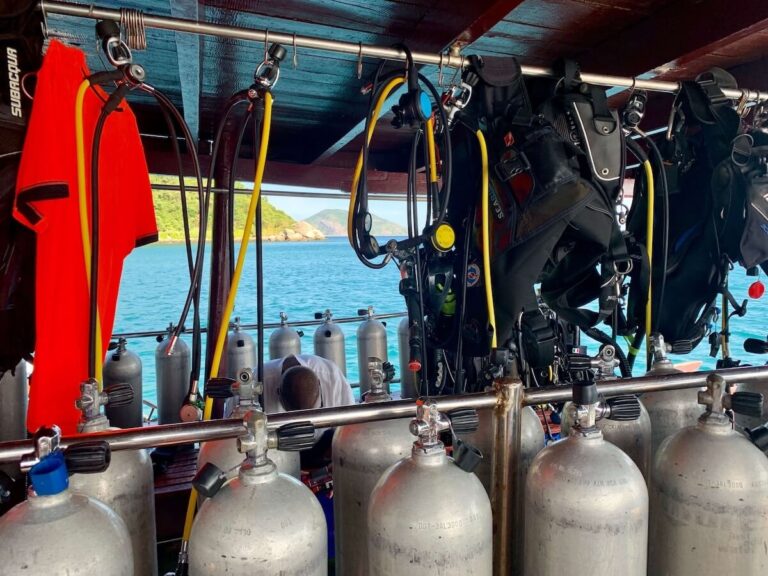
[150,183,425,202]
[112,311,407,340]
[523,364,768,405]
[0,391,497,464]
[41,1,768,102]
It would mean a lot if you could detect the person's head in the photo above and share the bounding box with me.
[278,355,321,411]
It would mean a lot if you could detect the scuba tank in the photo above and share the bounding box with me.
[525,379,648,576]
[356,306,388,395]
[198,368,300,479]
[397,316,418,398]
[649,373,768,575]
[156,323,191,424]
[367,401,492,575]
[332,358,414,576]
[268,311,302,360]
[0,426,133,575]
[313,309,346,375]
[226,317,256,380]
[189,410,324,575]
[103,338,143,428]
[0,360,27,442]
[560,345,652,479]
[641,333,701,458]
[68,380,158,576]
[461,400,544,495]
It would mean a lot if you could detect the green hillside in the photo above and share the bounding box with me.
[305,208,406,237]
[150,175,296,242]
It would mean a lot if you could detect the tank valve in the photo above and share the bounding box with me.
[410,400,451,449]
[600,395,642,421]
[699,373,764,422]
[75,379,134,425]
[591,345,620,379]
[20,425,112,476]
[206,370,264,406]
[275,422,316,451]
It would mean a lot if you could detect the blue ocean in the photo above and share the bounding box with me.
[114,237,768,411]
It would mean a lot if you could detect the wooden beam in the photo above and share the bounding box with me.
[579,0,768,78]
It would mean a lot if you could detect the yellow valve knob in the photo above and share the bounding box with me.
[432,223,455,252]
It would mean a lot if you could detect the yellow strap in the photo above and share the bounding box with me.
[643,159,654,359]
[75,79,103,387]
[476,130,497,349]
[347,77,405,246]
[181,91,274,544]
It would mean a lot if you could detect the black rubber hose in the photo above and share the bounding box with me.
[252,99,266,383]
[88,107,109,380]
[454,206,475,393]
[585,327,632,378]
[228,111,252,278]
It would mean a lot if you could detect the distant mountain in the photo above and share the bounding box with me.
[304,209,406,237]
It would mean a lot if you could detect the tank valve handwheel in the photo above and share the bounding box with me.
[729,391,764,418]
[63,441,112,474]
[604,395,642,421]
[276,422,316,452]
[104,382,134,408]
[446,408,480,433]
[204,377,237,399]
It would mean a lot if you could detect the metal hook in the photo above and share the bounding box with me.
[736,89,750,118]
[292,33,298,69]
[357,42,363,80]
[449,54,464,86]
[39,0,49,40]
[627,76,637,99]
[438,52,444,88]
[264,29,269,63]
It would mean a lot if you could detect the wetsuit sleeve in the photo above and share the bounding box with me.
[13,41,74,232]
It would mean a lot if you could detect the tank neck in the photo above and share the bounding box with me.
[239,459,278,485]
[411,441,447,466]
[78,415,110,433]
[27,487,73,509]
[698,411,734,433]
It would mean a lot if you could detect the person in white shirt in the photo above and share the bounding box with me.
[262,354,356,415]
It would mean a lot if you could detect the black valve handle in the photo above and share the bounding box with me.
[746,424,768,455]
[314,312,323,320]
[193,463,228,499]
[205,378,236,399]
[276,422,316,452]
[357,308,368,316]
[104,383,134,408]
[447,408,480,434]
[670,340,694,354]
[605,395,641,421]
[64,441,111,474]
[730,391,764,418]
[566,353,592,372]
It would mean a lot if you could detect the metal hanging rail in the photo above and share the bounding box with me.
[40,0,768,103]
[150,183,427,202]
[112,311,407,340]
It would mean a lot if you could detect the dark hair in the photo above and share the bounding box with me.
[279,365,321,411]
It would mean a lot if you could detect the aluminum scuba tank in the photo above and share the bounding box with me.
[561,345,652,479]
[461,400,544,495]
[398,316,419,397]
[269,311,302,360]
[198,368,300,478]
[226,317,257,380]
[525,379,648,576]
[367,401,492,575]
[68,380,158,576]
[103,338,143,428]
[649,373,768,575]
[332,358,414,576]
[0,360,27,442]
[0,426,133,575]
[313,309,347,375]
[189,410,324,575]
[156,323,191,424]
[641,333,701,458]
[357,306,388,396]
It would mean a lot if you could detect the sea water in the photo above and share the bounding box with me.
[114,238,768,412]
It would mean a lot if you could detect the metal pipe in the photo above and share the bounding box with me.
[3,365,767,464]
[491,375,523,576]
[523,364,768,405]
[151,183,427,202]
[111,311,407,340]
[41,1,768,102]
[0,391,497,464]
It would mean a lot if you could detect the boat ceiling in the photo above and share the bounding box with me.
[46,0,768,190]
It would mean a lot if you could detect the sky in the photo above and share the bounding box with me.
[261,183,413,227]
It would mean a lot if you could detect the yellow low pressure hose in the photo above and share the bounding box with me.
[347,76,405,246]
[476,130,497,349]
[643,159,654,355]
[75,79,104,387]
[180,91,274,544]
[425,117,438,184]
